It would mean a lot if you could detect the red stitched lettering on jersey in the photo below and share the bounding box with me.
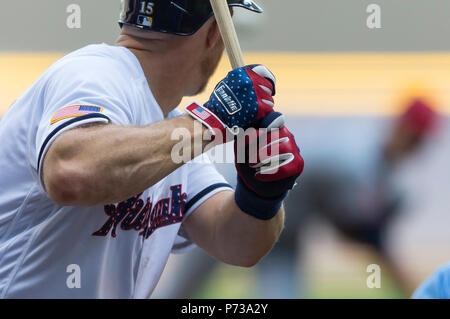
[92,184,187,239]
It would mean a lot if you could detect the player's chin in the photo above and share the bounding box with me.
[186,53,221,97]
[187,73,210,96]
[183,82,207,97]
[195,80,209,96]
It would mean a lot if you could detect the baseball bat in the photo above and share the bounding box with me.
[209,0,245,69]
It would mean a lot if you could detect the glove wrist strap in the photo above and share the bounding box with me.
[185,102,229,138]
[235,177,287,220]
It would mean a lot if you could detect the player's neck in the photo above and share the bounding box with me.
[116,38,192,116]
[127,49,186,115]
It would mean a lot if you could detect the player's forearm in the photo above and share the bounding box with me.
[43,114,207,206]
[188,191,284,267]
[217,195,284,267]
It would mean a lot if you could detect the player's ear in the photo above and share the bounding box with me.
[206,19,222,50]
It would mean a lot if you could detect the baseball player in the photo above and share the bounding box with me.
[0,0,304,298]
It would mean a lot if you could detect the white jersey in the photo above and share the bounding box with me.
[0,44,231,298]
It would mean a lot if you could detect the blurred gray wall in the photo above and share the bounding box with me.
[1,0,450,52]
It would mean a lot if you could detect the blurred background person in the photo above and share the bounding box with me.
[265,98,439,298]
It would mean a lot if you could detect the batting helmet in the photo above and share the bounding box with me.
[119,0,263,36]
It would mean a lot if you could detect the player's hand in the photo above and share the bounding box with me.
[185,65,283,138]
[236,113,304,198]
[233,112,304,220]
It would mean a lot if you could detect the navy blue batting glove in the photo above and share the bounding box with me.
[185,65,283,141]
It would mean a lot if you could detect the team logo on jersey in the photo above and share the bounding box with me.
[50,105,103,124]
[92,185,187,239]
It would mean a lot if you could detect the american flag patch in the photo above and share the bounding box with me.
[192,107,211,121]
[50,105,103,124]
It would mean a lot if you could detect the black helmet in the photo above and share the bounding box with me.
[119,0,263,36]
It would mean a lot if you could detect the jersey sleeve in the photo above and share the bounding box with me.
[34,56,136,184]
[171,153,234,254]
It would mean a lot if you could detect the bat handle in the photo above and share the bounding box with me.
[209,0,245,69]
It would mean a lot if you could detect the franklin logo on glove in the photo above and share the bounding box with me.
[215,83,242,115]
